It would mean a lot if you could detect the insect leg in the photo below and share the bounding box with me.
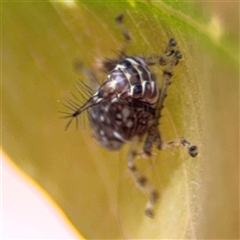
[143,125,162,156]
[145,38,178,66]
[155,50,182,122]
[115,13,132,58]
[97,14,132,73]
[144,49,182,155]
[128,144,158,218]
[161,138,198,157]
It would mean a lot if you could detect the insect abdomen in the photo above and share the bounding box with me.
[88,99,155,150]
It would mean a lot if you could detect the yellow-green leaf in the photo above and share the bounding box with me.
[3,1,238,239]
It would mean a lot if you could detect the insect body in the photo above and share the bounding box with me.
[75,56,158,150]
[62,14,198,217]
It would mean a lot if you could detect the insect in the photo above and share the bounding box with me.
[62,14,198,218]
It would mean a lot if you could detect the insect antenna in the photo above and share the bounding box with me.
[77,81,94,97]
[60,80,99,131]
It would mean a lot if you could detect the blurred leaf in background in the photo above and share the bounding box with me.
[2,0,239,239]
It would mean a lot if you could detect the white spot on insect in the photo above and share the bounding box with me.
[100,130,105,136]
[116,120,122,125]
[105,117,111,124]
[101,136,107,142]
[122,107,130,122]
[113,131,126,142]
[111,98,119,103]
[116,113,122,119]
[126,120,133,128]
[91,112,97,119]
[105,105,110,112]
[100,115,104,122]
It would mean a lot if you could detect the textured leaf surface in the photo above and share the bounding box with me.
[2,1,238,239]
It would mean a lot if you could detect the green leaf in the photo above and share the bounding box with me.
[2,1,238,238]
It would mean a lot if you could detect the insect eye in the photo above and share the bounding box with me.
[97,90,103,98]
[120,60,132,68]
[133,84,142,95]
